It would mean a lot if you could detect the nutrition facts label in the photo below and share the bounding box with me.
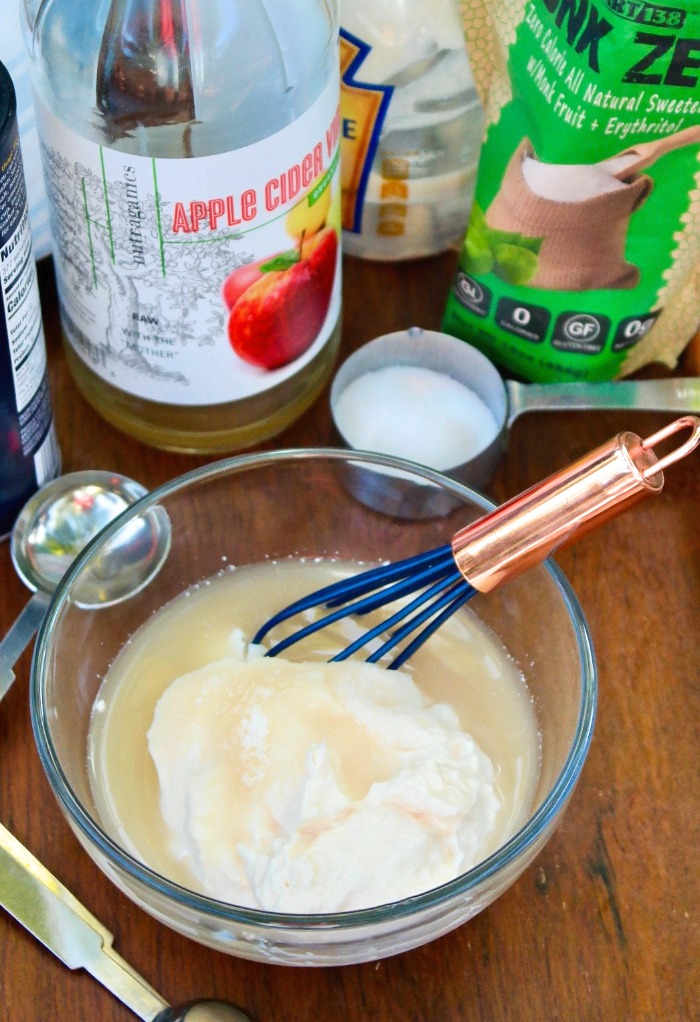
[0,111,59,533]
[1,205,47,414]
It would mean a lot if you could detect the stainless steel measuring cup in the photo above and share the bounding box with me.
[330,327,700,517]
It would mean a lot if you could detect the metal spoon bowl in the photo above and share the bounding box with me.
[0,470,170,699]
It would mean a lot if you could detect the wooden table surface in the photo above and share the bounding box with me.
[1,253,698,1022]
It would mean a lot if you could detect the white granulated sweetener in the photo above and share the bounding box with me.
[334,365,500,470]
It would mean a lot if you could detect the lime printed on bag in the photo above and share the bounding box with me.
[463,202,543,285]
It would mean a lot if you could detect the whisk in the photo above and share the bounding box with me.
[254,416,700,669]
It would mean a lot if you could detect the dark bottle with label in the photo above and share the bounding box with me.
[0,60,60,538]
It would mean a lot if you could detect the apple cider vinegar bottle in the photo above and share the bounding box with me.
[23,0,342,452]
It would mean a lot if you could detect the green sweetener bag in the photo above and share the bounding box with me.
[443,0,700,381]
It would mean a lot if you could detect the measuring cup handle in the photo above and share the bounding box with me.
[506,377,700,428]
[0,593,51,700]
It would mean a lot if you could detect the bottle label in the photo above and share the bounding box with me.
[0,103,60,536]
[339,29,393,234]
[35,76,341,405]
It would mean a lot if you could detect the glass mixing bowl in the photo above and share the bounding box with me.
[31,448,596,966]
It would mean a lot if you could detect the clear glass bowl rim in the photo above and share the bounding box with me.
[30,447,597,932]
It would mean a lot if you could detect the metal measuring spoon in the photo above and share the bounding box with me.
[0,821,251,1022]
[0,470,170,699]
[158,1006,250,1022]
[330,327,700,518]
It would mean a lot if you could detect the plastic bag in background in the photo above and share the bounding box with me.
[442,0,700,382]
[339,0,483,261]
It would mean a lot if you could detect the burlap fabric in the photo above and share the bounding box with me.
[485,139,652,291]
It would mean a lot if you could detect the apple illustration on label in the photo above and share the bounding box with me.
[223,177,337,370]
[221,255,273,311]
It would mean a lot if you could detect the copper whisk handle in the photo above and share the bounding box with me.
[452,415,700,593]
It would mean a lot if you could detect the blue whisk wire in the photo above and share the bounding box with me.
[254,544,475,667]
[340,575,476,669]
[331,574,468,663]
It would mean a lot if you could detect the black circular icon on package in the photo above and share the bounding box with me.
[612,310,660,352]
[453,272,492,318]
[496,297,550,344]
[551,311,611,354]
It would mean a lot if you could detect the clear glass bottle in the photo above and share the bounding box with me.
[23,0,342,453]
[339,0,483,261]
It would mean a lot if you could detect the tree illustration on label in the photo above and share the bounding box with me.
[41,142,250,389]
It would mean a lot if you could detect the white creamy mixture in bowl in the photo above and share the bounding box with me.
[31,449,596,966]
[88,560,539,915]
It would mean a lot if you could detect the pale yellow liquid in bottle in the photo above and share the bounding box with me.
[63,322,341,453]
